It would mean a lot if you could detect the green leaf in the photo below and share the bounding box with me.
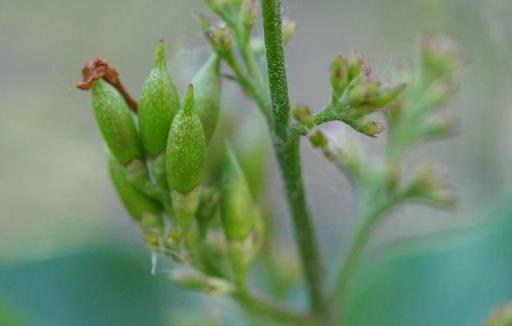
[343,197,512,326]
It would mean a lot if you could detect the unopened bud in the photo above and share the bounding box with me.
[166,85,207,194]
[348,80,381,106]
[422,117,454,138]
[420,34,460,81]
[309,130,329,148]
[196,187,219,232]
[109,155,162,230]
[193,54,222,143]
[330,55,349,101]
[424,81,454,108]
[91,79,143,166]
[282,17,297,45]
[198,16,233,55]
[292,104,314,128]
[373,83,407,107]
[220,146,255,241]
[353,119,385,137]
[240,0,259,32]
[139,41,180,158]
[347,51,367,80]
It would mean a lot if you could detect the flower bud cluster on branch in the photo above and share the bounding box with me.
[76,0,461,324]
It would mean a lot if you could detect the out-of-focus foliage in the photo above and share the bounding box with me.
[344,196,512,326]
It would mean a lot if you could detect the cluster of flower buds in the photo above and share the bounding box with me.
[387,35,460,155]
[403,164,456,207]
[78,40,264,293]
[326,52,406,137]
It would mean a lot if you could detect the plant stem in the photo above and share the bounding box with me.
[261,0,327,320]
[233,290,316,325]
[332,200,396,320]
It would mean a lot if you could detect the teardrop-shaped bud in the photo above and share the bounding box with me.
[166,85,207,194]
[330,55,348,102]
[109,154,162,230]
[139,41,180,158]
[193,54,221,143]
[347,51,367,81]
[220,146,255,241]
[91,79,143,166]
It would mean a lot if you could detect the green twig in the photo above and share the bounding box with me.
[233,290,315,325]
[261,0,328,320]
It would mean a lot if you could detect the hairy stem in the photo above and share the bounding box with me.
[261,0,327,319]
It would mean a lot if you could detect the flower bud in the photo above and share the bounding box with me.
[406,164,456,207]
[166,85,207,194]
[330,55,349,102]
[91,79,143,166]
[292,104,314,128]
[108,155,162,230]
[193,54,222,143]
[221,146,256,241]
[282,17,297,45]
[348,80,381,106]
[196,187,219,233]
[234,111,270,199]
[372,83,407,107]
[309,130,329,149]
[353,119,385,138]
[422,116,454,139]
[347,51,367,80]
[420,34,460,82]
[138,41,180,158]
[198,16,233,55]
[171,269,233,295]
[240,0,259,32]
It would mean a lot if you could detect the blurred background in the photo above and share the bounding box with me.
[1,0,512,325]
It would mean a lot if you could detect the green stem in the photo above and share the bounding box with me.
[233,290,315,325]
[332,200,396,320]
[261,0,328,320]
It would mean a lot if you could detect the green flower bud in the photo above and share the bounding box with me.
[405,164,456,208]
[309,130,329,149]
[348,80,381,106]
[352,119,385,138]
[108,155,162,230]
[292,104,314,128]
[372,83,407,107]
[240,0,259,33]
[347,51,367,81]
[198,16,233,55]
[420,34,460,82]
[330,55,348,101]
[234,111,270,199]
[139,41,180,158]
[166,85,207,194]
[282,17,297,45]
[193,55,222,143]
[196,187,219,233]
[91,79,143,166]
[220,146,255,241]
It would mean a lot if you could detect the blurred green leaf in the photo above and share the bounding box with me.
[344,197,512,326]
